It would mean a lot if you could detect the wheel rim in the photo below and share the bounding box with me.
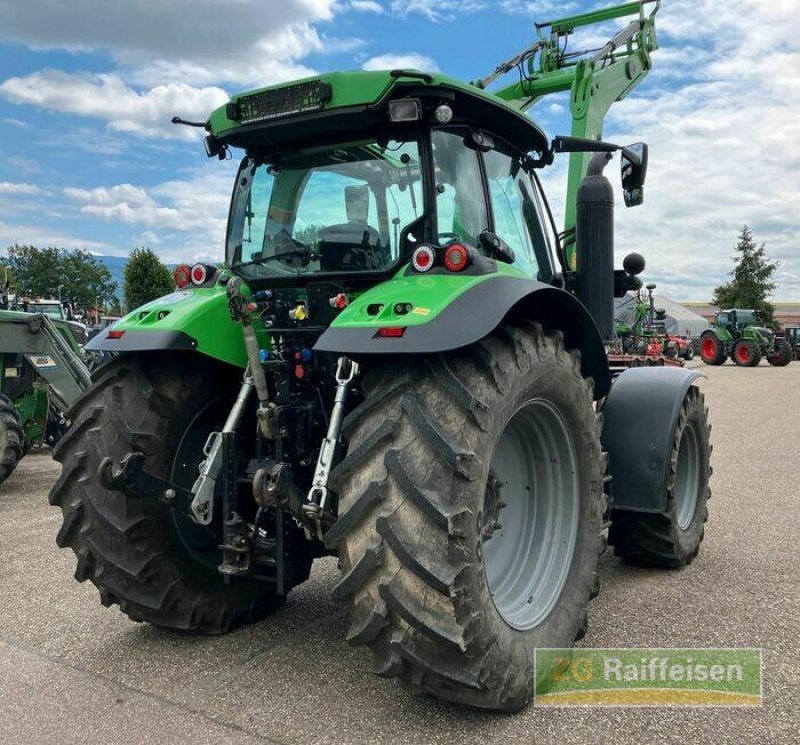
[482,399,580,631]
[169,397,230,571]
[674,421,701,530]
[701,338,716,360]
[736,344,750,364]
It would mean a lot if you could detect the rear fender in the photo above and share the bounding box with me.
[601,367,703,513]
[86,286,249,368]
[314,274,611,398]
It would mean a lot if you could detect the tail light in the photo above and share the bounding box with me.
[444,243,471,272]
[191,263,208,285]
[173,264,191,288]
[411,245,436,273]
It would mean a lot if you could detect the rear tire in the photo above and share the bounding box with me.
[699,333,726,365]
[609,387,711,567]
[0,393,24,486]
[49,353,298,634]
[733,339,761,367]
[328,322,605,711]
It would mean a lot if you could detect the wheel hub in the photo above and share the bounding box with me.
[482,399,580,631]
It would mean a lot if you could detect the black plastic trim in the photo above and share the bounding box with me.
[86,329,198,353]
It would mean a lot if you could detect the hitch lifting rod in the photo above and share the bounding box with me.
[304,357,359,541]
[189,374,254,525]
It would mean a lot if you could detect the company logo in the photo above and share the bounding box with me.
[534,648,762,707]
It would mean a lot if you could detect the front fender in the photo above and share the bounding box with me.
[601,367,704,513]
[314,273,611,397]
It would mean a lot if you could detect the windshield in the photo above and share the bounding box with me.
[227,138,424,278]
[34,303,63,318]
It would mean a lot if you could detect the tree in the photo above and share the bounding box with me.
[124,247,173,311]
[712,226,778,327]
[5,244,117,309]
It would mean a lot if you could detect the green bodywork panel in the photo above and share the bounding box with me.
[208,70,545,146]
[110,285,250,368]
[331,262,529,330]
[107,264,533,367]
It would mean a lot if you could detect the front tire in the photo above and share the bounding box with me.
[49,353,296,634]
[328,322,605,711]
[733,339,761,367]
[609,387,711,567]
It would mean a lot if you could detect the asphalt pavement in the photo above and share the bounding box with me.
[1,362,798,744]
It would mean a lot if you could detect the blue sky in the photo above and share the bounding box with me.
[0,0,797,300]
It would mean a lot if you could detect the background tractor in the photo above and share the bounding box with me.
[50,1,712,712]
[0,306,91,484]
[776,325,800,361]
[700,308,791,367]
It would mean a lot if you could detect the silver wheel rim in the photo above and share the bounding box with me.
[674,421,701,530]
[483,399,580,631]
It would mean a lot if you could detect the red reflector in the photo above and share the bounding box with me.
[377,326,406,338]
[173,264,191,288]
[444,243,471,272]
[107,330,125,339]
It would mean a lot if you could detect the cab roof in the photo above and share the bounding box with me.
[207,69,549,157]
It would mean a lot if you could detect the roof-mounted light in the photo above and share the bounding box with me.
[389,98,422,123]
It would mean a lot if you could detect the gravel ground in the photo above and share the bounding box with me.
[0,362,798,744]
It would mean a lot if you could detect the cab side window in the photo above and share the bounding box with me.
[431,129,489,246]
[483,147,543,279]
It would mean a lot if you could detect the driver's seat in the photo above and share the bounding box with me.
[317,223,385,271]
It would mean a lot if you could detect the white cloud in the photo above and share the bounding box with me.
[546,0,800,301]
[389,0,485,22]
[62,165,236,263]
[362,53,439,72]
[0,71,228,139]
[0,1,337,88]
[0,182,42,195]
[0,219,112,253]
[350,0,384,13]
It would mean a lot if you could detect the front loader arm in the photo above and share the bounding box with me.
[485,1,660,268]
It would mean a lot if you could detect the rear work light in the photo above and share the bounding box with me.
[444,243,472,273]
[173,264,191,288]
[388,98,422,123]
[411,245,436,273]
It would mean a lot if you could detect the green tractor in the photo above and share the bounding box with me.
[0,306,92,484]
[776,325,800,361]
[50,2,713,711]
[699,309,791,367]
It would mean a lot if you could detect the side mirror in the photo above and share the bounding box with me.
[345,185,370,223]
[621,143,648,207]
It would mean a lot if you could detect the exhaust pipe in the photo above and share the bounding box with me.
[575,151,615,342]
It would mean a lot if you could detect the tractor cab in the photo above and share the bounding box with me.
[220,71,558,290]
